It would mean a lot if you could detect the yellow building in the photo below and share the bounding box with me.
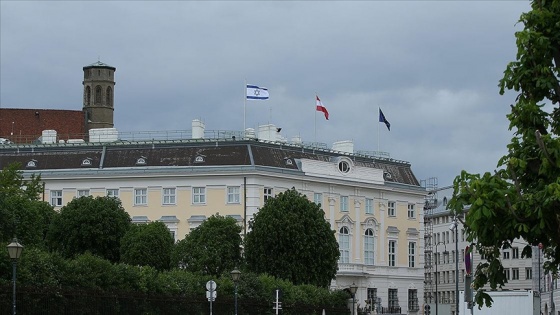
[1,120,426,314]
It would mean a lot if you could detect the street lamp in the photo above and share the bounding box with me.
[231,268,241,315]
[450,218,459,315]
[7,238,24,315]
[349,282,358,315]
[435,241,448,315]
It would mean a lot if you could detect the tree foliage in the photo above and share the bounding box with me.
[171,214,242,276]
[450,0,560,307]
[0,163,55,246]
[244,188,339,288]
[120,221,174,270]
[47,196,131,262]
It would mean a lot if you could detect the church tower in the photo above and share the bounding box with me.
[83,61,116,130]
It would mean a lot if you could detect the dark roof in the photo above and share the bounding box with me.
[0,140,420,186]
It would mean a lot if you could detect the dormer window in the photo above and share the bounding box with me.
[383,172,393,180]
[338,160,350,173]
[284,158,293,166]
[194,155,205,163]
[81,158,92,167]
[136,156,147,166]
[26,160,37,168]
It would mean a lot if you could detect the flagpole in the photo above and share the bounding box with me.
[244,79,247,134]
[314,94,317,146]
[377,107,380,155]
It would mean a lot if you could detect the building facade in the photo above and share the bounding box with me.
[424,185,538,315]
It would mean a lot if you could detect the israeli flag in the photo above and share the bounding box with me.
[246,84,269,100]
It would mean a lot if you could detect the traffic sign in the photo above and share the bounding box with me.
[206,280,217,291]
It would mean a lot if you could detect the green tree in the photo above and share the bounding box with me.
[47,196,131,262]
[449,0,560,307]
[172,214,242,276]
[120,221,174,270]
[0,163,55,246]
[244,188,339,288]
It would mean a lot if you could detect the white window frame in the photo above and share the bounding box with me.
[227,186,240,204]
[407,203,415,218]
[408,241,416,268]
[388,201,396,217]
[340,196,349,212]
[314,193,322,205]
[134,188,147,206]
[50,190,63,207]
[162,188,176,205]
[264,187,273,203]
[77,189,90,197]
[364,228,374,265]
[339,226,350,263]
[106,189,119,198]
[388,240,397,267]
[365,198,373,214]
[192,187,206,204]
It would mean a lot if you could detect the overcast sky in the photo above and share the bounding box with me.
[0,1,532,187]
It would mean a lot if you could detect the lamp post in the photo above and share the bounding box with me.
[435,241,448,315]
[450,218,459,315]
[231,269,241,315]
[349,282,358,315]
[7,238,24,315]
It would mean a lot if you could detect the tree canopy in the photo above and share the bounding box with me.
[449,0,560,307]
[171,214,242,276]
[244,188,339,288]
[120,221,175,270]
[0,163,55,246]
[47,196,131,262]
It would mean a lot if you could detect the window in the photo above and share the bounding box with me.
[388,288,399,308]
[340,196,348,212]
[503,251,510,259]
[388,240,396,267]
[512,247,519,259]
[367,288,377,311]
[407,203,415,218]
[365,198,373,214]
[504,268,510,280]
[338,160,350,173]
[193,187,206,204]
[364,229,374,265]
[227,186,240,204]
[526,267,533,280]
[339,227,350,263]
[163,188,176,205]
[408,289,419,311]
[388,201,396,216]
[77,189,90,197]
[408,242,416,267]
[106,189,119,198]
[95,85,102,104]
[134,188,147,205]
[85,86,91,106]
[314,193,322,205]
[50,190,62,207]
[264,188,273,202]
[512,268,519,280]
[106,86,113,106]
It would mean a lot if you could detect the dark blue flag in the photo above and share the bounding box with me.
[379,108,390,131]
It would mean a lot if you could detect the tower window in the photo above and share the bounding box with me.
[85,86,91,106]
[106,86,113,106]
[95,85,102,104]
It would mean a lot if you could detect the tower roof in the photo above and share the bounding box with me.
[83,61,116,70]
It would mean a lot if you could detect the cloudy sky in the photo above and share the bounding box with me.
[0,1,531,186]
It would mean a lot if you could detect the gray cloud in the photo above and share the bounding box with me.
[0,1,532,186]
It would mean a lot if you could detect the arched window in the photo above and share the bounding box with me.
[106,86,113,106]
[364,228,374,265]
[339,226,350,263]
[85,86,91,106]
[95,85,102,104]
